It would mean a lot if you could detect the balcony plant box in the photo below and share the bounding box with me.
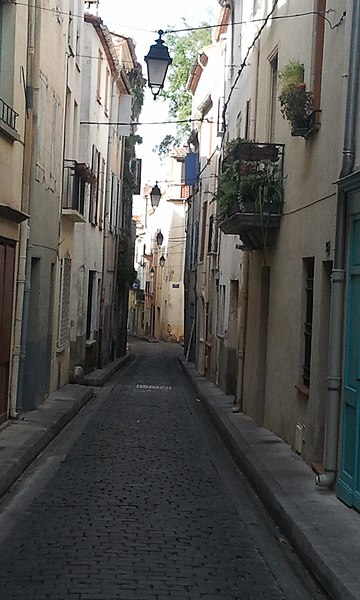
[216,156,284,250]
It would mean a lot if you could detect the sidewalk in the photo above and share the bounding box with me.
[0,353,131,502]
[179,356,360,600]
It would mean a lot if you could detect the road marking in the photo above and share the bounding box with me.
[136,384,172,390]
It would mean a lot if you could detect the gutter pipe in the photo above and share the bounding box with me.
[317,1,360,487]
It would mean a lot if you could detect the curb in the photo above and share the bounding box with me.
[83,353,132,386]
[0,385,94,501]
[178,356,360,600]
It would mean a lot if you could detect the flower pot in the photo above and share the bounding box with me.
[291,117,311,136]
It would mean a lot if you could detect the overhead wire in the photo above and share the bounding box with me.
[12,1,343,34]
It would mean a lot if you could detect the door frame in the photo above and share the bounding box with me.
[336,175,360,507]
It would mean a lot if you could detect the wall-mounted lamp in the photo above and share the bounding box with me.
[149,267,155,279]
[159,255,166,267]
[150,182,161,208]
[144,30,172,99]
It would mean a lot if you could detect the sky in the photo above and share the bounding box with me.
[95,0,217,204]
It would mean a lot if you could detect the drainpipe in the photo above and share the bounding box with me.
[14,0,40,414]
[233,251,249,412]
[317,2,360,487]
[9,221,28,418]
[98,78,115,368]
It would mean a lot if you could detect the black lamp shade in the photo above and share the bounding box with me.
[144,31,172,98]
[150,183,161,208]
[156,230,164,247]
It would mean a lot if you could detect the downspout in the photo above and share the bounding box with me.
[9,0,35,417]
[233,251,249,413]
[317,2,360,487]
[9,222,28,418]
[98,77,115,368]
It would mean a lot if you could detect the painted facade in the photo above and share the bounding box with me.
[184,0,360,505]
[132,151,186,343]
[0,2,140,420]
[0,0,28,421]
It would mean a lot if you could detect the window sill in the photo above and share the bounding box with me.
[86,339,97,347]
[295,382,310,397]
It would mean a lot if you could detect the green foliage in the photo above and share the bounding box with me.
[153,134,177,157]
[156,22,211,154]
[128,64,146,122]
[215,141,284,221]
[117,236,137,290]
[216,161,241,220]
[278,60,313,123]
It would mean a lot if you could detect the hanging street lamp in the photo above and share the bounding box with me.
[144,30,172,99]
[156,230,164,247]
[150,182,161,208]
[159,255,166,267]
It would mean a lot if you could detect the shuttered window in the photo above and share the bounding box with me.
[57,255,71,347]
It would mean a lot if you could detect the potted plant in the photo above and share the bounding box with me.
[216,159,283,222]
[216,160,242,220]
[239,165,284,216]
[278,61,313,136]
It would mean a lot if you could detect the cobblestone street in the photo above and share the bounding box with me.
[0,340,326,600]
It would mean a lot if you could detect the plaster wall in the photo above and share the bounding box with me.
[21,3,71,409]
[237,0,347,460]
[0,1,27,221]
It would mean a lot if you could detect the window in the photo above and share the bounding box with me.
[252,0,261,14]
[104,68,110,116]
[217,284,226,337]
[199,201,208,262]
[86,270,95,340]
[57,255,71,347]
[188,221,199,270]
[90,145,100,224]
[96,49,103,102]
[98,157,105,229]
[302,257,314,388]
[110,173,121,231]
[207,214,218,254]
[245,100,251,140]
[0,3,3,84]
[50,94,60,185]
[268,51,278,142]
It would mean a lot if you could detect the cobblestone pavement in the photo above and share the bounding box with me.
[0,340,325,600]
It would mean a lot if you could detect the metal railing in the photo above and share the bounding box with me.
[0,98,18,131]
[62,160,86,214]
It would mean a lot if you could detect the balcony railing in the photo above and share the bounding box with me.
[0,98,18,131]
[218,141,285,250]
[62,160,94,222]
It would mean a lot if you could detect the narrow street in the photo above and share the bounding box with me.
[0,339,327,600]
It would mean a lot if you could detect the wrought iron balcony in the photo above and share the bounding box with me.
[217,140,285,250]
[0,98,18,131]
[62,160,94,222]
